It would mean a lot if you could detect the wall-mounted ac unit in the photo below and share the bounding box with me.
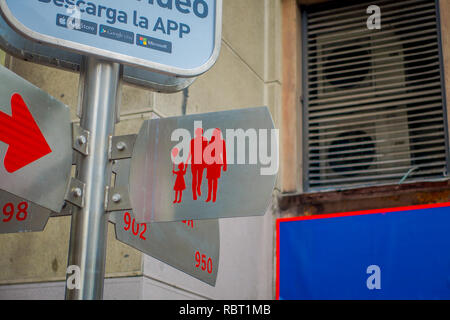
[305,0,447,191]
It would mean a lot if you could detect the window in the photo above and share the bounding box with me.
[303,0,448,191]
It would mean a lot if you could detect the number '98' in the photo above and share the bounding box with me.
[2,202,28,222]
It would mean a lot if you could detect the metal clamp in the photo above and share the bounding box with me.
[64,178,86,208]
[109,134,137,160]
[105,186,132,212]
[72,123,90,156]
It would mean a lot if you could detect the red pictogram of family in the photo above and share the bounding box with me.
[172,128,227,204]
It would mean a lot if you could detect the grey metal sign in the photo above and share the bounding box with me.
[0,15,195,93]
[129,107,278,223]
[0,189,51,234]
[0,0,222,77]
[109,159,219,286]
[0,65,72,213]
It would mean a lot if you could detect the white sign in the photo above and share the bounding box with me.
[0,0,222,77]
[129,107,278,223]
[0,65,72,213]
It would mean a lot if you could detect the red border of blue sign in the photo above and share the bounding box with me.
[275,201,450,300]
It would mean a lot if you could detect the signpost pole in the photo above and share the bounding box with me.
[65,56,121,300]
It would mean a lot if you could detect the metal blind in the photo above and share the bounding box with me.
[304,0,449,191]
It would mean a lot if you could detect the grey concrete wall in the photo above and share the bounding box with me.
[0,0,282,299]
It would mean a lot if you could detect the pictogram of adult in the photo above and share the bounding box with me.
[205,128,227,203]
[186,128,209,200]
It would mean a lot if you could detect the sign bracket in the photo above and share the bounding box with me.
[64,177,86,209]
[105,186,132,212]
[109,134,137,160]
[72,123,90,156]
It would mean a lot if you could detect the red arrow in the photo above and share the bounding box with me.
[0,93,52,173]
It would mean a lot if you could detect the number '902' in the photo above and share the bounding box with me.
[123,211,147,240]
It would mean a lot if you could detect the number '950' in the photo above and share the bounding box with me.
[195,251,213,274]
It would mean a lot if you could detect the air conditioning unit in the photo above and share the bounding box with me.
[305,0,447,191]
[310,29,414,186]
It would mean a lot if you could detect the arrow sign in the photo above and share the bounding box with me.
[0,65,72,214]
[0,93,52,173]
[129,107,278,223]
[110,159,220,286]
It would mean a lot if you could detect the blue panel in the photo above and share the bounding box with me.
[278,205,450,300]
[3,0,217,71]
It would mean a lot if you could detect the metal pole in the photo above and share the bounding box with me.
[65,56,121,300]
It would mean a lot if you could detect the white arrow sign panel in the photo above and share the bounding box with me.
[110,159,220,286]
[129,107,279,223]
[0,65,72,214]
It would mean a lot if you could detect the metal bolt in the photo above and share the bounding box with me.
[72,187,82,198]
[116,141,127,151]
[112,193,122,203]
[77,135,87,146]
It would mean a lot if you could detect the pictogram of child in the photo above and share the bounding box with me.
[173,163,187,203]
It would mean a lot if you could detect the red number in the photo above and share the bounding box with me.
[194,251,213,274]
[124,212,148,240]
[132,219,139,236]
[2,202,29,222]
[2,203,14,222]
[182,220,194,229]
[207,258,213,274]
[124,212,131,231]
[139,224,147,240]
[17,202,28,221]
[201,254,207,271]
[195,251,201,267]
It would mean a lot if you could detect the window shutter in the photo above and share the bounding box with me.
[304,0,449,191]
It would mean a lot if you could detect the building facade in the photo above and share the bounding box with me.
[0,0,449,299]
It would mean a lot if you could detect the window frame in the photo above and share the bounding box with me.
[300,0,450,193]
